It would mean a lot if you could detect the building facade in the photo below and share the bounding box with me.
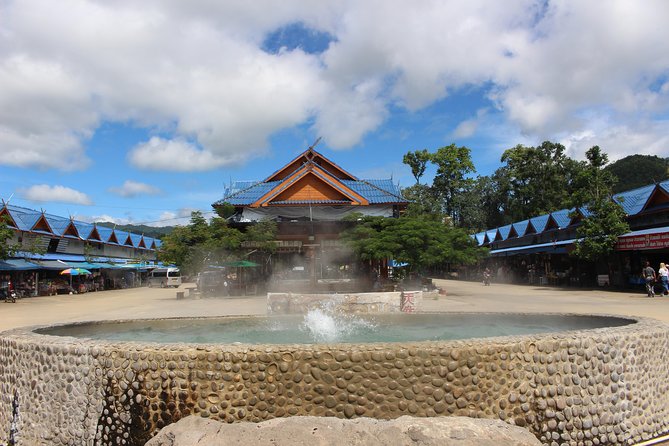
[472,180,669,288]
[213,148,407,290]
[0,203,159,296]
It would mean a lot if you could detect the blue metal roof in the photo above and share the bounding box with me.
[343,179,406,204]
[550,209,573,228]
[485,229,497,243]
[72,221,96,239]
[497,224,513,241]
[218,181,279,205]
[474,232,486,245]
[511,220,530,236]
[218,177,405,206]
[529,214,550,233]
[6,205,41,231]
[613,183,656,215]
[95,226,116,243]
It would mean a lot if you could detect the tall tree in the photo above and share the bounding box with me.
[569,146,629,262]
[500,141,580,221]
[402,149,431,184]
[400,184,443,220]
[430,144,475,226]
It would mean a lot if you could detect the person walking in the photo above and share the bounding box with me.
[643,261,656,297]
[658,262,669,296]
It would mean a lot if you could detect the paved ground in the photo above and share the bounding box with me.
[1,279,669,331]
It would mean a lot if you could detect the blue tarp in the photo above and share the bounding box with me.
[0,259,40,271]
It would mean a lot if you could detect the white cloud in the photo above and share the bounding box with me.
[128,137,238,171]
[109,180,162,197]
[1,0,669,171]
[19,184,93,205]
[76,214,133,225]
[155,208,201,227]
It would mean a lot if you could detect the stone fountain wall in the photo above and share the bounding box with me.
[1,316,669,445]
[266,291,423,315]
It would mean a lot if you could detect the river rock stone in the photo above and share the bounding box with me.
[146,415,541,446]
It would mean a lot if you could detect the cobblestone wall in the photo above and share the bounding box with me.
[1,315,668,445]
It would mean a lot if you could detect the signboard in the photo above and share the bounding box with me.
[400,291,415,313]
[616,231,669,251]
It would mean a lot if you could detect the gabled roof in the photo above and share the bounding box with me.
[550,209,573,229]
[252,163,369,207]
[265,148,357,182]
[511,220,530,237]
[484,229,498,244]
[497,224,513,241]
[6,205,41,231]
[613,183,656,215]
[129,233,143,248]
[474,232,486,245]
[529,214,550,233]
[215,149,407,208]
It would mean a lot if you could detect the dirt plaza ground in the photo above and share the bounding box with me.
[1,278,669,331]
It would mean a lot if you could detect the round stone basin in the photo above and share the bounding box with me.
[2,312,669,446]
[37,312,634,344]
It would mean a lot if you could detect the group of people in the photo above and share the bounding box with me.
[643,262,669,297]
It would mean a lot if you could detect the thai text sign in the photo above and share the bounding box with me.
[616,231,669,251]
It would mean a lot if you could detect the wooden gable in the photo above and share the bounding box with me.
[253,164,368,208]
[63,221,80,238]
[138,237,147,249]
[0,207,17,228]
[265,149,357,182]
[32,214,54,234]
[523,222,536,236]
[507,226,518,238]
[108,230,120,244]
[545,216,559,231]
[644,187,669,210]
[123,235,134,246]
[87,226,102,241]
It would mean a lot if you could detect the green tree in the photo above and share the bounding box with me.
[157,211,244,275]
[500,141,580,221]
[402,149,431,184]
[569,146,629,262]
[605,154,669,193]
[0,216,15,260]
[341,215,486,274]
[430,144,475,226]
[400,184,443,220]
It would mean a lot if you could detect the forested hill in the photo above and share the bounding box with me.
[606,154,669,193]
[95,222,174,239]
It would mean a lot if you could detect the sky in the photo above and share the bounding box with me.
[1,0,669,227]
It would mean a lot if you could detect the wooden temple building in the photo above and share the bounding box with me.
[213,148,408,291]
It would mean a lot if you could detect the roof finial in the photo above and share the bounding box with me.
[309,136,322,152]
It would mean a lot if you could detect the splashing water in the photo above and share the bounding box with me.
[300,308,377,343]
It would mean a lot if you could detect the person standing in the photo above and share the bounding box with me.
[643,261,656,297]
[658,262,669,296]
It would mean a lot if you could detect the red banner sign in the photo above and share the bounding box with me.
[616,231,669,251]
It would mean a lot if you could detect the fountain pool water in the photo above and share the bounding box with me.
[38,312,633,344]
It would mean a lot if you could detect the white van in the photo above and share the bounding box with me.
[148,267,181,288]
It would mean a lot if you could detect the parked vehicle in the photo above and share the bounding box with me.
[148,267,181,288]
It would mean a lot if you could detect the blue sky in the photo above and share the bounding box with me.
[1,0,668,226]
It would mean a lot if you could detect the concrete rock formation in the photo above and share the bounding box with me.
[146,415,542,446]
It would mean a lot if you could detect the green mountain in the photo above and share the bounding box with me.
[95,222,174,239]
[605,154,669,193]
